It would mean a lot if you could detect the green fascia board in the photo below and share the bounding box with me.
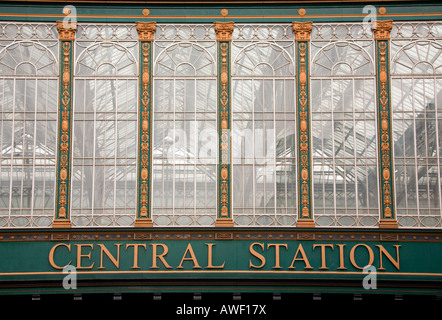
[0,2,441,23]
[0,227,441,296]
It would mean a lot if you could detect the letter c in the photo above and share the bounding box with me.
[49,243,72,270]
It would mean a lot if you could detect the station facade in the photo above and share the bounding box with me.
[0,0,441,303]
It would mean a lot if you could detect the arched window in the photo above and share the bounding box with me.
[311,27,379,227]
[391,33,442,228]
[0,39,58,227]
[231,35,297,226]
[71,36,138,227]
[152,33,218,226]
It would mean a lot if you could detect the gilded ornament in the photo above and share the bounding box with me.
[299,71,307,84]
[62,119,69,132]
[380,70,387,83]
[381,119,389,131]
[62,71,70,83]
[292,21,313,42]
[56,21,77,41]
[214,21,234,42]
[383,168,390,180]
[221,168,228,180]
[300,119,307,132]
[136,21,156,42]
[221,119,228,130]
[302,206,309,217]
[141,168,148,180]
[372,20,393,40]
[58,207,66,218]
[142,119,149,132]
[221,71,228,84]
[60,168,67,181]
[301,168,308,181]
[142,70,150,84]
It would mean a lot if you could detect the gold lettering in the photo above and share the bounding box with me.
[98,244,121,269]
[76,244,94,269]
[313,244,334,270]
[177,243,202,269]
[205,243,225,269]
[126,243,147,269]
[376,245,401,271]
[288,244,313,269]
[267,243,288,269]
[151,243,172,269]
[249,242,266,269]
[350,243,374,270]
[337,244,347,270]
[49,243,71,270]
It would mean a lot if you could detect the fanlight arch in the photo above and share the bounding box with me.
[392,40,442,75]
[233,42,294,76]
[0,41,58,76]
[154,42,216,77]
[75,42,138,76]
[311,41,374,76]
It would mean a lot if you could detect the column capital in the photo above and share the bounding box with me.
[372,20,393,40]
[136,21,157,41]
[56,21,77,41]
[214,21,234,41]
[292,21,313,41]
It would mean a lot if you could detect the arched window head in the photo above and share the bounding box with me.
[154,42,216,77]
[76,42,138,76]
[0,41,58,76]
[311,41,374,76]
[392,40,442,75]
[233,42,294,76]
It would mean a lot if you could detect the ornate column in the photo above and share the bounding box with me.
[293,22,315,228]
[53,21,76,228]
[373,20,398,229]
[214,21,234,227]
[134,21,156,228]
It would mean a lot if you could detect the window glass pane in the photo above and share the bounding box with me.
[391,24,442,227]
[153,30,217,226]
[311,26,378,227]
[71,33,138,227]
[0,27,58,227]
[232,30,297,226]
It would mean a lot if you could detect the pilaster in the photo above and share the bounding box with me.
[135,21,156,228]
[293,22,315,228]
[214,21,234,227]
[372,20,398,229]
[53,21,76,228]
